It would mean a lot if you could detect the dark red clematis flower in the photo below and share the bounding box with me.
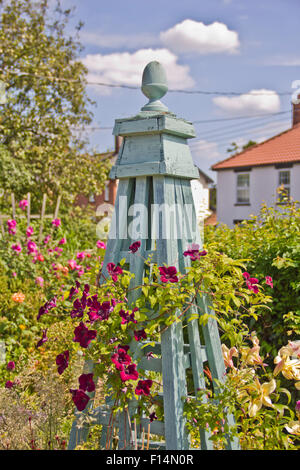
[78,373,95,393]
[88,298,113,322]
[36,329,48,348]
[111,347,132,371]
[37,296,57,320]
[183,244,207,261]
[56,350,69,375]
[134,329,147,341]
[129,241,141,253]
[120,363,139,382]
[70,389,90,411]
[159,266,178,283]
[135,379,153,396]
[73,322,97,348]
[119,308,138,325]
[107,262,123,282]
[149,412,158,422]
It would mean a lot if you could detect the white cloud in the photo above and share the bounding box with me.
[81,48,195,94]
[213,89,281,116]
[160,20,240,55]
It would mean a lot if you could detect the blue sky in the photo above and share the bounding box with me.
[61,0,300,181]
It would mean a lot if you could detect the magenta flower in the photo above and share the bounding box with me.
[76,251,85,260]
[26,226,34,238]
[296,400,300,415]
[129,241,141,253]
[70,389,90,412]
[37,296,57,320]
[7,361,15,371]
[107,262,123,282]
[96,240,106,249]
[58,238,66,245]
[43,234,51,244]
[243,272,259,293]
[120,363,139,382]
[68,281,81,300]
[183,244,207,261]
[5,380,14,389]
[19,199,28,210]
[134,329,147,341]
[135,379,153,396]
[36,329,48,348]
[7,219,17,235]
[159,266,178,283]
[119,308,138,325]
[56,350,69,375]
[68,259,78,270]
[265,276,273,288]
[70,295,88,319]
[51,218,61,227]
[87,298,113,322]
[11,243,22,254]
[111,347,132,371]
[35,276,44,288]
[73,322,97,348]
[78,373,95,393]
[27,240,38,254]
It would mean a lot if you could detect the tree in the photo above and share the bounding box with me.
[0,0,111,209]
[227,140,257,156]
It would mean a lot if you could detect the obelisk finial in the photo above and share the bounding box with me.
[141,61,169,112]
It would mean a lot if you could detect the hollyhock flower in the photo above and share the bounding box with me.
[35,277,44,288]
[36,329,48,348]
[7,219,17,235]
[96,240,106,249]
[135,379,153,396]
[265,276,273,288]
[70,389,90,412]
[51,218,61,227]
[58,238,66,245]
[107,262,123,282]
[19,199,28,210]
[27,240,38,254]
[56,350,69,375]
[12,292,25,303]
[159,266,178,283]
[111,347,132,371]
[11,243,22,254]
[7,361,15,371]
[134,329,147,341]
[119,308,138,325]
[73,322,97,348]
[129,241,141,253]
[5,380,14,389]
[76,251,85,260]
[78,373,95,393]
[26,226,34,237]
[120,363,139,382]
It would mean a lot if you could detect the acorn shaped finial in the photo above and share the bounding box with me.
[141,61,169,112]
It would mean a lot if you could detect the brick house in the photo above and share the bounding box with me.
[211,99,300,227]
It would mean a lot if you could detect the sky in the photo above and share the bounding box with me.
[59,0,300,181]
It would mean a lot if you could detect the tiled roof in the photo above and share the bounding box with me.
[212,123,300,170]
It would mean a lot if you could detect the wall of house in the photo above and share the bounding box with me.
[216,163,300,227]
[190,178,210,223]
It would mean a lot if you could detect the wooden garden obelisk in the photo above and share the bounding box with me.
[68,61,239,450]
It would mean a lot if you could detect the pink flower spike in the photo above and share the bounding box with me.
[19,199,28,210]
[51,218,61,227]
[26,226,34,237]
[11,243,22,254]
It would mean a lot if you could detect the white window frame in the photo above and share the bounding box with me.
[236,172,250,204]
[278,170,291,203]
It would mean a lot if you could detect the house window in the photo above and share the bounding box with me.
[278,170,290,202]
[104,182,110,202]
[236,173,250,204]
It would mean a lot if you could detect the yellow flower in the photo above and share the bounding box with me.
[222,344,238,369]
[247,378,276,417]
[274,356,300,380]
[19,324,26,330]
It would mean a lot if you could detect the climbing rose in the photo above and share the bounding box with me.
[73,322,97,348]
[19,199,28,210]
[107,262,123,282]
[135,379,153,396]
[70,389,90,412]
[120,363,139,382]
[56,350,69,375]
[7,361,15,371]
[111,347,132,371]
[159,266,178,283]
[265,276,273,288]
[78,373,95,393]
[129,241,141,253]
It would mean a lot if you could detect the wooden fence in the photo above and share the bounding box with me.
[0,192,61,242]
